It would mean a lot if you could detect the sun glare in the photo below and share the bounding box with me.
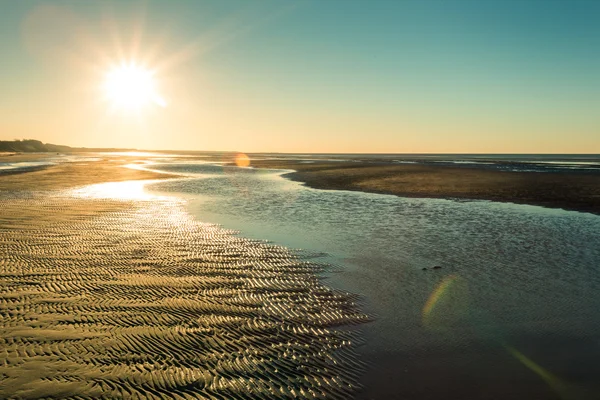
[104,63,166,110]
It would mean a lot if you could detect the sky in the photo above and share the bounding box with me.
[0,0,598,153]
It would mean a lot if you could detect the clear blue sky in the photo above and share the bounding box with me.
[1,0,598,152]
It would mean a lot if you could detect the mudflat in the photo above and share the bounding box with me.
[249,159,600,215]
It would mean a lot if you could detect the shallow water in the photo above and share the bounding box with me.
[147,162,600,399]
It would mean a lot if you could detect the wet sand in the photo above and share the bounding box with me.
[0,154,171,191]
[0,157,368,398]
[248,160,600,215]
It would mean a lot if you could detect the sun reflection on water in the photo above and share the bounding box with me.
[69,180,170,201]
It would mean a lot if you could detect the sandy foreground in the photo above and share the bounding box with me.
[0,156,368,399]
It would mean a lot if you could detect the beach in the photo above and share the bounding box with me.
[0,155,368,398]
[2,0,600,397]
[2,153,600,399]
[2,0,598,397]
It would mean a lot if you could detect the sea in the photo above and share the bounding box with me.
[132,153,600,399]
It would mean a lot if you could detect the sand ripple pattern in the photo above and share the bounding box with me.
[0,191,369,399]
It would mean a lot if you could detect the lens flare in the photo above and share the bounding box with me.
[423,275,457,322]
[506,346,574,399]
[422,274,469,328]
[235,153,251,168]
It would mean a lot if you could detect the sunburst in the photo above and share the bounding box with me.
[103,62,166,110]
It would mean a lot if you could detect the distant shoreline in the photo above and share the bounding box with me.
[248,159,600,215]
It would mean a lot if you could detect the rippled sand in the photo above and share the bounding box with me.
[0,179,368,398]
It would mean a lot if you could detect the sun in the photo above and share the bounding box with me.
[103,63,166,110]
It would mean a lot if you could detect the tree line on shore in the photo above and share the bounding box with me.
[0,139,133,153]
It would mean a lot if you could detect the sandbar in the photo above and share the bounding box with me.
[248,159,600,215]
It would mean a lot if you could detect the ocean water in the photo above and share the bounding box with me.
[144,159,600,399]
